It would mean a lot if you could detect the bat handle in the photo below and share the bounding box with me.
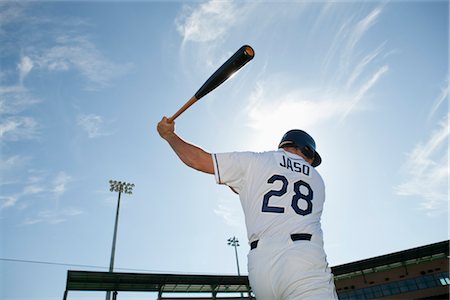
[168,95,198,123]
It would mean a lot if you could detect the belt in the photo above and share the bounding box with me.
[250,233,312,250]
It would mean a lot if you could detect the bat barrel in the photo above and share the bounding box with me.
[168,45,254,122]
[194,45,255,100]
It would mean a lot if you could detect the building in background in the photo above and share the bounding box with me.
[333,240,449,299]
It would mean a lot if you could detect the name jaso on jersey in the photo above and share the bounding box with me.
[279,155,311,176]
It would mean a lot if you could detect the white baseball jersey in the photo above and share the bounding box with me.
[212,149,337,300]
[212,149,325,245]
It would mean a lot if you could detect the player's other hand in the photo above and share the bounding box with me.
[157,117,175,140]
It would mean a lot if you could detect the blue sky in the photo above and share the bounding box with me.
[0,1,448,299]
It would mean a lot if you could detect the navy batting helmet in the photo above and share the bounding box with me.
[278,129,322,167]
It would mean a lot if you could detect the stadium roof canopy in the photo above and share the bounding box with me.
[63,271,254,299]
[63,240,448,299]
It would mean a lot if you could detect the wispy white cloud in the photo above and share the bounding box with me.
[322,5,386,87]
[0,196,18,209]
[343,7,382,68]
[22,184,46,196]
[214,197,243,227]
[0,85,40,141]
[0,3,129,221]
[0,116,39,141]
[174,0,259,76]
[17,56,33,83]
[31,35,132,90]
[77,113,111,138]
[341,64,389,120]
[0,2,26,36]
[0,155,31,188]
[395,115,449,215]
[23,207,83,225]
[0,85,40,115]
[0,155,29,172]
[27,169,47,184]
[1,2,133,146]
[310,2,334,36]
[1,170,72,210]
[322,19,351,74]
[243,4,388,140]
[1,2,131,91]
[20,170,72,200]
[52,171,71,198]
[345,42,386,90]
[1,169,82,224]
[22,217,42,226]
[175,0,243,43]
[429,79,449,119]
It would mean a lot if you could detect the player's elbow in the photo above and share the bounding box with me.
[185,152,214,174]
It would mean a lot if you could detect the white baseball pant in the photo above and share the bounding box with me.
[247,236,338,300]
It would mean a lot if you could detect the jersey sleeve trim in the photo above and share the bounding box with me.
[213,153,221,184]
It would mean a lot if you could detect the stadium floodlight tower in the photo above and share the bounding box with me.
[227,236,241,276]
[228,236,245,298]
[106,180,134,300]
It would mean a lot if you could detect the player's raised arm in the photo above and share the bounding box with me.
[157,117,214,174]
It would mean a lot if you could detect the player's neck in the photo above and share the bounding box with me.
[282,147,314,165]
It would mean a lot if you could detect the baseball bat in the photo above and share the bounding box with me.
[168,45,254,123]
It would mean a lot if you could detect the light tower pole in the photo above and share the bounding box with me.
[228,236,243,298]
[106,180,134,300]
[227,236,241,275]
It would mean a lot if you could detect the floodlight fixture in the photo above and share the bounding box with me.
[109,180,134,195]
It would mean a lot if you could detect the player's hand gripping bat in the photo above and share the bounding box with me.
[168,45,255,123]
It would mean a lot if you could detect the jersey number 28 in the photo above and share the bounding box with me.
[262,174,313,216]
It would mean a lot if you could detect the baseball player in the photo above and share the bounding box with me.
[157,116,338,300]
